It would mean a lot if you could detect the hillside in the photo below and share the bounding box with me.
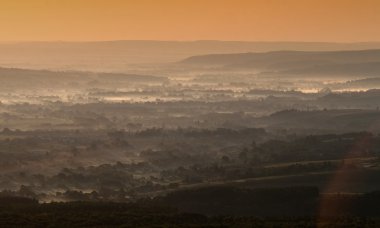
[0,67,167,90]
[256,109,380,131]
[181,49,380,77]
[2,41,380,71]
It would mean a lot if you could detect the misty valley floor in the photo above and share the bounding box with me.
[2,43,380,226]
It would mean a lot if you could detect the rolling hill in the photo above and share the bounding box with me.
[181,49,380,77]
[2,41,380,72]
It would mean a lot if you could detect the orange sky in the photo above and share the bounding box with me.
[1,0,380,42]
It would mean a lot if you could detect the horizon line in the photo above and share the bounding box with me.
[1,40,380,44]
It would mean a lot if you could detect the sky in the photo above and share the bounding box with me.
[1,0,380,42]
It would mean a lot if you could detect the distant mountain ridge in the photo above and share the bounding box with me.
[2,41,380,72]
[181,49,380,77]
[181,49,380,66]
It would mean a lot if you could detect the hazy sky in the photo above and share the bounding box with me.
[1,0,380,42]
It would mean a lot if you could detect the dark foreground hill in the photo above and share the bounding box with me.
[2,186,380,227]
